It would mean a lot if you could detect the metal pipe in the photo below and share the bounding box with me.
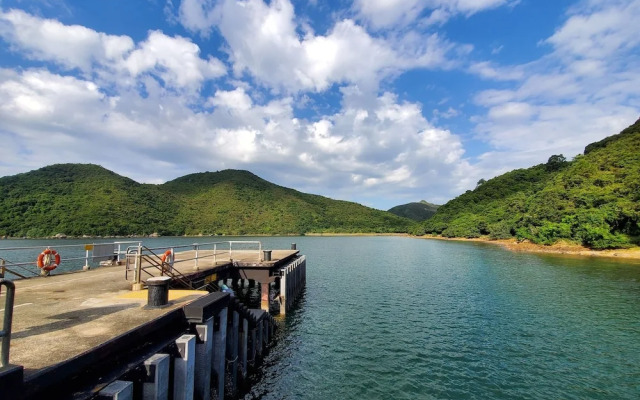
[0,279,16,368]
[194,244,199,270]
[135,243,142,285]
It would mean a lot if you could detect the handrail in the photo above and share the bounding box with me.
[0,241,142,279]
[0,279,16,368]
[141,254,193,289]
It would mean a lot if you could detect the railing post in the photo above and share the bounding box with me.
[117,243,122,263]
[1,279,16,368]
[0,258,5,279]
[84,246,90,271]
[214,243,217,265]
[133,244,144,291]
[194,244,199,271]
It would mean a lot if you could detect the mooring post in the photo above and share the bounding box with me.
[142,353,170,400]
[213,307,228,400]
[260,282,270,311]
[193,317,213,400]
[239,317,248,378]
[173,335,196,400]
[98,380,134,400]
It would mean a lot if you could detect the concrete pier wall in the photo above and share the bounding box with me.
[2,251,307,400]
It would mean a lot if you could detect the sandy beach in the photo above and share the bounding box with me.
[418,235,640,261]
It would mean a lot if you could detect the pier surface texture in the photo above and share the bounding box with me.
[0,244,303,400]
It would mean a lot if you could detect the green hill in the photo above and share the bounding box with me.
[0,165,413,237]
[388,200,440,221]
[417,118,640,249]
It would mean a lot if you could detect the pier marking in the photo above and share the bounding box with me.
[0,302,32,312]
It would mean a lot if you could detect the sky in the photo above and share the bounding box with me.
[0,0,638,210]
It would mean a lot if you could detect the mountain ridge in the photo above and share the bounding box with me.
[0,165,414,237]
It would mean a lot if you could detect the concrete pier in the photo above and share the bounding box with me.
[0,241,303,400]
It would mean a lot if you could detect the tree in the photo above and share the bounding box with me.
[476,178,487,188]
[546,154,567,171]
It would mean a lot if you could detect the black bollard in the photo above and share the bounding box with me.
[263,250,272,261]
[146,276,171,308]
[291,243,297,250]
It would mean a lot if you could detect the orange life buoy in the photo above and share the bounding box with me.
[160,249,174,267]
[37,248,60,271]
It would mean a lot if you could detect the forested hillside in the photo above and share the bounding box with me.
[0,166,413,237]
[388,200,440,221]
[417,119,640,249]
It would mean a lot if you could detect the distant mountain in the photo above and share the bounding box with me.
[0,165,414,237]
[417,118,640,249]
[388,200,440,221]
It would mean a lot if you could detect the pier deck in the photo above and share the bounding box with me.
[4,248,298,376]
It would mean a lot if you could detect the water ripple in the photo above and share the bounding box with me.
[243,237,640,400]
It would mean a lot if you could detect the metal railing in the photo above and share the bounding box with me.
[0,279,16,368]
[0,241,141,279]
[125,241,263,288]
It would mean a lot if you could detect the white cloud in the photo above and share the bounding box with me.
[209,87,253,111]
[178,0,218,36]
[468,61,523,81]
[0,9,133,72]
[546,0,640,60]
[0,9,225,91]
[355,0,514,29]
[180,0,458,93]
[124,31,226,89]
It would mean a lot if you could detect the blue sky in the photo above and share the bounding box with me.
[0,0,638,210]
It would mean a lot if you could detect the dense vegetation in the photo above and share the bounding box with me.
[415,119,640,249]
[388,200,440,221]
[0,165,414,237]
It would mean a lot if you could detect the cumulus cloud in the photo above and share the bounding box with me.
[0,9,133,71]
[124,31,226,89]
[179,0,458,93]
[0,9,225,91]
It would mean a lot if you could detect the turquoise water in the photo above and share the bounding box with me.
[247,236,640,399]
[2,236,640,398]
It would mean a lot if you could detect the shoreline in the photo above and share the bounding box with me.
[417,235,640,261]
[3,232,639,261]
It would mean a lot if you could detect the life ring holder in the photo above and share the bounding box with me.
[160,249,174,268]
[37,248,60,275]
